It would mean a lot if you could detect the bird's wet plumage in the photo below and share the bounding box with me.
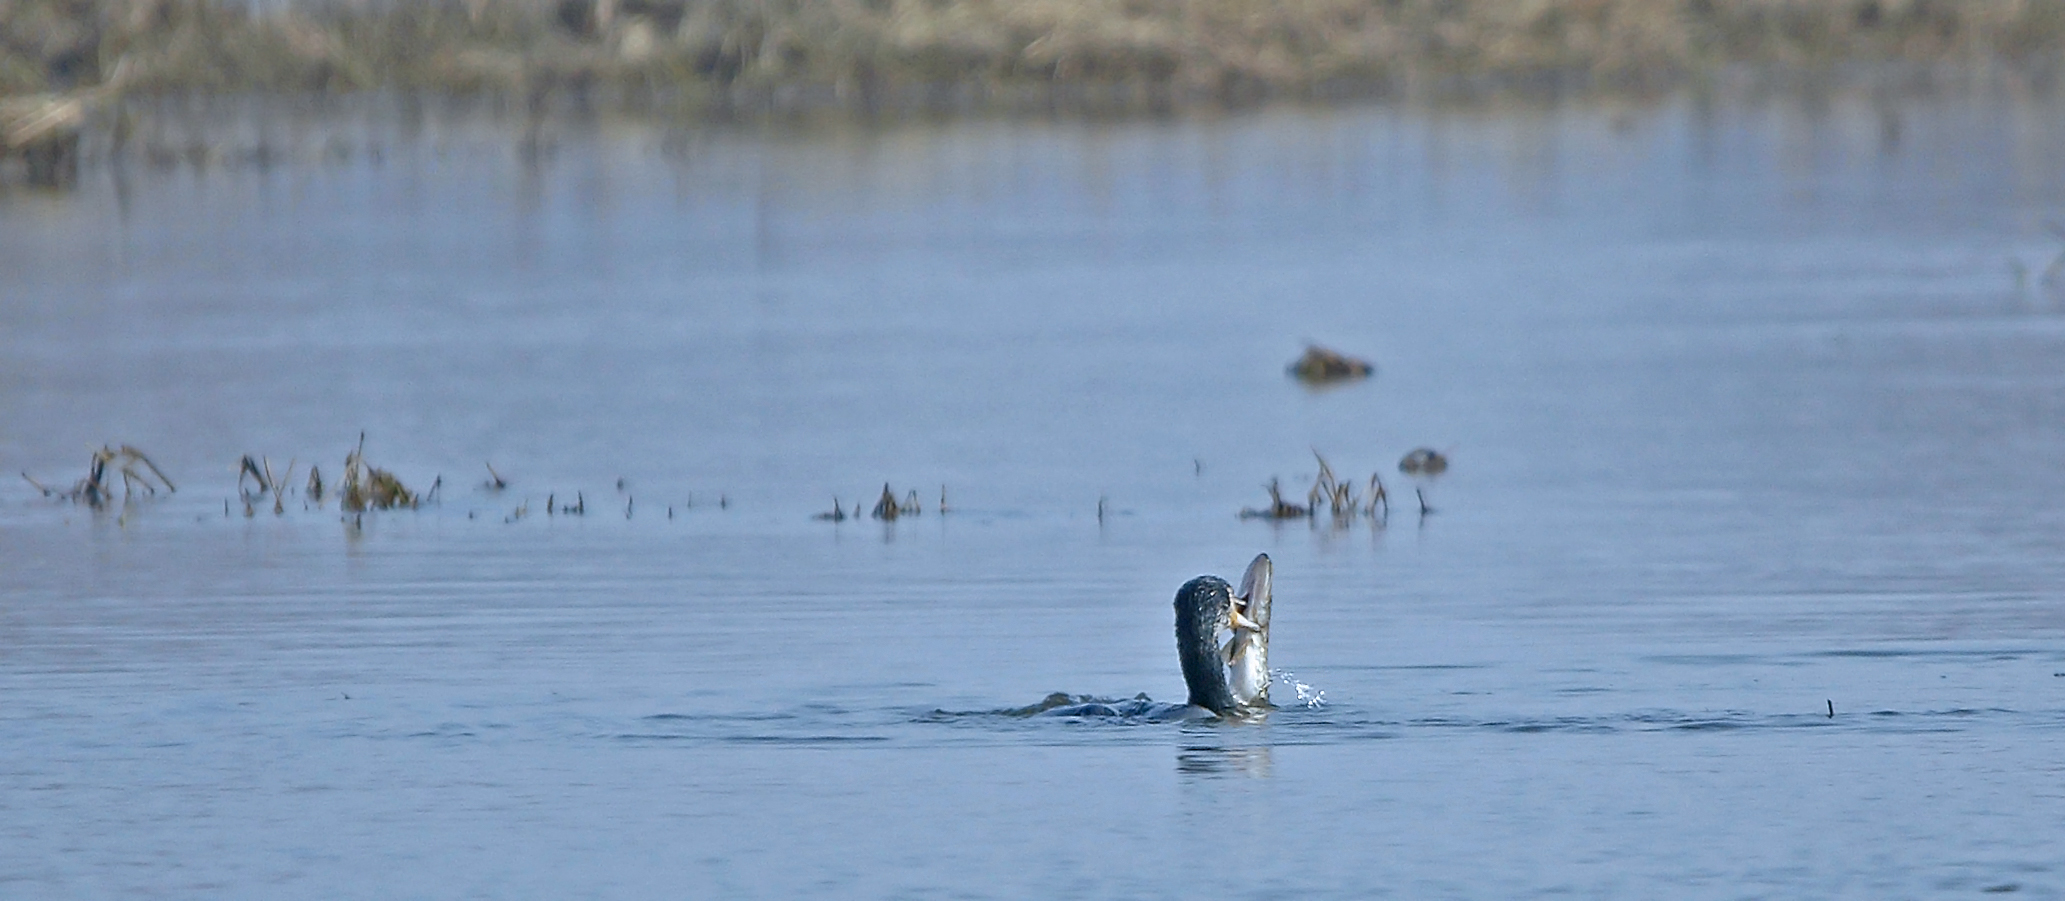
[1174,553,1273,716]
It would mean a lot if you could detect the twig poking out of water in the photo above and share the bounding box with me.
[26,444,176,509]
[272,460,295,514]
[238,454,271,497]
[307,465,324,504]
[1399,448,1449,518]
[814,498,846,522]
[237,455,297,514]
[1097,495,1107,523]
[483,462,507,491]
[1827,699,1835,718]
[902,489,922,517]
[339,432,417,512]
[1366,472,1389,521]
[939,485,949,514]
[1239,478,1309,520]
[1288,345,1374,385]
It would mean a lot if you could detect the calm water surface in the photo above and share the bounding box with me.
[5,93,2065,898]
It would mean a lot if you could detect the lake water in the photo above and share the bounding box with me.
[6,90,2065,898]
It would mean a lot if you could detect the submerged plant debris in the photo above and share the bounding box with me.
[1239,477,1310,521]
[1242,451,1403,523]
[21,443,176,509]
[870,483,921,521]
[238,454,298,514]
[339,433,417,512]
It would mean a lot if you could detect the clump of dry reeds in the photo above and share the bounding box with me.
[237,453,298,514]
[20,443,176,508]
[1242,450,1404,523]
[338,432,417,512]
[869,482,923,520]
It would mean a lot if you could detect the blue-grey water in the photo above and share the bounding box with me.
[5,92,2065,898]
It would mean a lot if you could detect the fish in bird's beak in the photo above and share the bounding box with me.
[1174,553,1276,715]
[1224,554,1272,708]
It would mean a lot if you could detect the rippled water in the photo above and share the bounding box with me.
[6,92,2065,897]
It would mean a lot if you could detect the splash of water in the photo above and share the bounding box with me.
[1271,669,1326,708]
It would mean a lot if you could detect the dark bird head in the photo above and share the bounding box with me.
[1174,575,1241,714]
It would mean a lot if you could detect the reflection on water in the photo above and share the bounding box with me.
[1177,743,1274,779]
[5,89,2065,897]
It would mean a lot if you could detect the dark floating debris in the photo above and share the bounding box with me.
[1399,447,1449,476]
[1239,477,1309,520]
[1287,344,1375,385]
[339,432,417,512]
[1399,447,1449,516]
[22,443,176,509]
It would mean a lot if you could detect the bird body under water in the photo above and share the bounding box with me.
[1174,553,1273,716]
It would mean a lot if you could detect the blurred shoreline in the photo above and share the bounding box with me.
[6,0,2064,106]
[6,0,2065,185]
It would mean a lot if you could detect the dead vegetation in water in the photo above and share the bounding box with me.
[5,0,2065,118]
[20,443,176,508]
[338,432,418,512]
[820,482,948,522]
[237,453,297,514]
[1239,477,1311,521]
[870,483,924,521]
[1243,450,1416,524]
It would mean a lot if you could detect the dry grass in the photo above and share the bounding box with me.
[3,0,2064,110]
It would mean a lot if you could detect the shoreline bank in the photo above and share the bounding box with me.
[6,0,2065,186]
[6,0,2064,103]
